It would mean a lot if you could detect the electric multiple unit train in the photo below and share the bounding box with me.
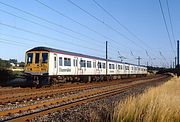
[24,47,147,86]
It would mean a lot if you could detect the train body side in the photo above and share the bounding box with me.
[48,52,147,76]
[24,47,147,86]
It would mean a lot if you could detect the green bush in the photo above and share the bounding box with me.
[0,69,14,83]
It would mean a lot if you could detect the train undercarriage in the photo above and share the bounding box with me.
[25,74,147,87]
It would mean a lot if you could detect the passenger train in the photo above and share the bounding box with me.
[25,47,147,86]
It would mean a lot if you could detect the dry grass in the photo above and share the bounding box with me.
[113,76,180,122]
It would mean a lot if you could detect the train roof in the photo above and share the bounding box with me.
[27,46,146,68]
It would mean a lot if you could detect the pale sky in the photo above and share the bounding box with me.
[0,0,179,68]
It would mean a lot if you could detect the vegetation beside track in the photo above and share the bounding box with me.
[0,68,24,86]
[0,75,168,122]
[0,69,14,83]
[113,76,180,122]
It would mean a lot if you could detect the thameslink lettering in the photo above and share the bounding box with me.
[59,68,71,72]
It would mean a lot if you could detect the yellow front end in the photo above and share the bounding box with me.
[25,51,49,75]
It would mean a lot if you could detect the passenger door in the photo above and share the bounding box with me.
[96,61,100,75]
[79,59,86,75]
[74,57,78,75]
[53,54,58,75]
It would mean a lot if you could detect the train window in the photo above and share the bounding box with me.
[118,65,120,69]
[102,63,105,69]
[125,66,129,70]
[64,58,71,66]
[73,59,77,66]
[73,59,76,66]
[27,53,33,64]
[112,64,115,69]
[98,62,101,68]
[87,61,91,68]
[35,53,39,64]
[54,57,57,68]
[93,62,96,68]
[73,59,75,66]
[80,60,86,67]
[59,57,62,66]
[120,65,122,69]
[75,59,77,66]
[109,64,111,69]
[42,53,48,63]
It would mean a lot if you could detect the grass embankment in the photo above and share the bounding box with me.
[114,76,180,122]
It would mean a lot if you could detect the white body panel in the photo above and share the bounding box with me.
[48,52,147,76]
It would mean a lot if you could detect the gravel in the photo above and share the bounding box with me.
[0,84,124,112]
[33,80,166,122]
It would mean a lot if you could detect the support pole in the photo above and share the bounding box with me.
[177,40,179,68]
[137,56,141,65]
[177,40,179,77]
[106,41,108,80]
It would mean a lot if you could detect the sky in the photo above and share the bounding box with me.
[0,0,179,68]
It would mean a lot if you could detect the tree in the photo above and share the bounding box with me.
[0,59,11,69]
[9,59,17,64]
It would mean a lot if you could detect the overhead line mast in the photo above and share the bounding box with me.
[106,41,108,78]
[177,40,179,68]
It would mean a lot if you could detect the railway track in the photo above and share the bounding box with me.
[0,75,158,105]
[0,74,171,122]
[0,75,156,97]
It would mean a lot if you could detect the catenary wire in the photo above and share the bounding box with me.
[158,0,175,55]
[0,9,103,47]
[92,0,153,51]
[0,1,104,46]
[0,22,105,55]
[166,0,176,46]
[34,0,145,52]
[66,0,147,50]
[67,0,163,64]
[0,1,135,57]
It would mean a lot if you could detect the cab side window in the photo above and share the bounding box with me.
[42,53,48,63]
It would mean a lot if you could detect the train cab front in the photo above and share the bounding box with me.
[25,51,49,86]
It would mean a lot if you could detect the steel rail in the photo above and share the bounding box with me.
[0,75,170,122]
[0,75,158,105]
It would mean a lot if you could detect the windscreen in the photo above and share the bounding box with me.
[27,53,33,64]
